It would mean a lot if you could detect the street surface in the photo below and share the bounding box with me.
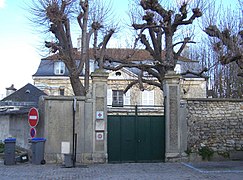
[0,160,243,180]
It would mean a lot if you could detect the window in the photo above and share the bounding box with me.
[82,60,98,75]
[59,88,65,96]
[115,71,121,76]
[142,90,154,105]
[107,89,130,107]
[54,61,65,75]
[112,90,123,107]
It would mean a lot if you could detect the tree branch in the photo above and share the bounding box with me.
[181,67,208,78]
[140,0,168,18]
[77,12,84,29]
[99,29,115,68]
[172,8,202,32]
[174,37,196,59]
[123,78,162,93]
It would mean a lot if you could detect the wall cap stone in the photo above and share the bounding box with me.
[185,98,243,102]
[41,96,86,101]
[91,69,109,78]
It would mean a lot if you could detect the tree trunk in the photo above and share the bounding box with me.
[165,31,175,69]
[70,75,85,96]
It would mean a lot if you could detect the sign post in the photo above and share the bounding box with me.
[28,107,39,138]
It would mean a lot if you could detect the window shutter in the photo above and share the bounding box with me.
[124,90,130,105]
[107,89,112,105]
[142,90,154,105]
[148,90,154,105]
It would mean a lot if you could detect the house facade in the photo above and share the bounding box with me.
[33,49,207,115]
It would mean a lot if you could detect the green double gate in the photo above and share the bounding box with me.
[107,115,165,163]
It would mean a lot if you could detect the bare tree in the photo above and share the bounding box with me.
[103,0,205,92]
[29,0,115,96]
[201,1,243,98]
[204,1,243,78]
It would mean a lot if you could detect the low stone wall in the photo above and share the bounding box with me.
[38,71,109,164]
[39,96,98,164]
[0,115,9,143]
[186,99,243,158]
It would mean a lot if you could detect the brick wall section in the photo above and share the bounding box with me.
[186,99,243,153]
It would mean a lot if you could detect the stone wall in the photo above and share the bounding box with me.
[186,99,243,155]
[39,96,95,163]
[38,70,109,164]
[180,78,206,99]
[0,115,10,143]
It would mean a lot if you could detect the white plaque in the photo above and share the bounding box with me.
[96,132,104,141]
[61,142,70,154]
[96,111,104,119]
[95,120,105,131]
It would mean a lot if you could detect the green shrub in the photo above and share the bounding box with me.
[218,151,230,159]
[198,146,214,160]
[185,148,192,155]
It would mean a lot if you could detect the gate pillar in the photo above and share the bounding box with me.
[91,69,109,163]
[163,71,185,162]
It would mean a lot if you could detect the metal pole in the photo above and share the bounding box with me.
[72,98,77,167]
[74,133,77,166]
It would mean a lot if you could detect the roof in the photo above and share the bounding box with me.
[1,83,47,104]
[182,72,208,79]
[41,48,198,62]
[33,60,70,76]
[34,48,204,79]
[0,84,46,115]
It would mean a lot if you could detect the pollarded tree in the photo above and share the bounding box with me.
[202,1,243,98]
[204,1,243,78]
[30,0,115,96]
[103,0,205,92]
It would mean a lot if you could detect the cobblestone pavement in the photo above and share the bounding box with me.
[0,160,243,180]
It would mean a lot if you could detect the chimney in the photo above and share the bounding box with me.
[6,84,17,96]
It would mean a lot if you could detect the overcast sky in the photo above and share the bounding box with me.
[0,0,239,99]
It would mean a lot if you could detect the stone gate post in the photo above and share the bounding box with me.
[163,71,184,162]
[91,69,109,163]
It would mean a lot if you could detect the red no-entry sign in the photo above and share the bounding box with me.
[28,107,39,127]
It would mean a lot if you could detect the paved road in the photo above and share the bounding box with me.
[0,160,243,180]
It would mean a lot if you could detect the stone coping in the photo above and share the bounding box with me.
[41,96,86,101]
[184,98,243,102]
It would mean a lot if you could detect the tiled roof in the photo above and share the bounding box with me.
[41,48,198,62]
[35,48,204,79]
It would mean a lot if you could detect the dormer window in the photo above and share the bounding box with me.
[82,59,97,75]
[54,61,65,75]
